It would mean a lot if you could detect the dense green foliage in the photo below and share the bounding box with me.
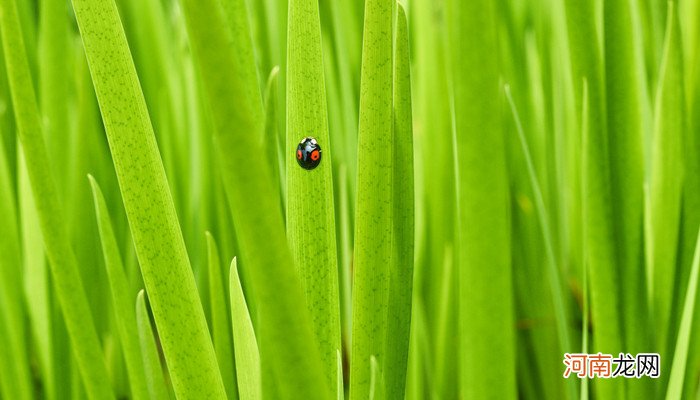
[0,0,698,398]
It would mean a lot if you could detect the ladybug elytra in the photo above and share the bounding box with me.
[296,137,322,170]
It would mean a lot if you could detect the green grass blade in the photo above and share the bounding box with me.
[581,75,625,400]
[88,175,149,400]
[264,66,284,210]
[650,0,685,360]
[665,227,700,400]
[18,151,56,399]
[564,1,627,397]
[432,246,457,399]
[349,0,394,397]
[413,0,459,396]
[338,164,353,348]
[0,118,32,400]
[135,291,169,400]
[449,0,517,397]
[369,355,385,400]
[287,0,342,390]
[70,0,226,396]
[206,232,238,399]
[229,258,261,400]
[321,0,361,181]
[384,5,414,399]
[681,0,700,395]
[405,299,428,399]
[505,84,576,400]
[38,0,71,186]
[177,0,330,396]
[0,0,114,397]
[337,349,344,400]
[582,164,590,400]
[603,0,649,396]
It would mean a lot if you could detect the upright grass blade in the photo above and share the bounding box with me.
[135,291,169,400]
[338,164,353,348]
[505,84,576,400]
[383,6,414,399]
[581,75,625,400]
[321,0,361,179]
[604,0,648,396]
[0,122,32,400]
[69,0,226,396]
[564,0,625,398]
[581,144,590,400]
[337,349,343,400]
[349,0,394,397]
[38,0,70,187]
[406,299,429,399]
[449,0,517,397]
[206,232,238,399]
[229,258,261,400]
[432,246,457,399]
[88,176,149,400]
[264,66,284,210]
[650,0,685,361]
[681,2,700,396]
[287,0,341,391]
[665,227,700,400]
[176,0,330,396]
[369,355,386,400]
[413,0,459,396]
[0,0,114,397]
[18,151,57,400]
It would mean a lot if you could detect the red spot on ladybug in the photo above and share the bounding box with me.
[311,150,320,161]
[297,149,303,160]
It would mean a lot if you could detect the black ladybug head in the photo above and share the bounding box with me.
[296,137,322,170]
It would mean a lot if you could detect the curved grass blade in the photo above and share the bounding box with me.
[176,0,330,397]
[449,0,517,397]
[349,0,394,397]
[650,0,685,361]
[665,227,700,400]
[287,0,341,390]
[0,0,114,397]
[229,258,261,400]
[88,175,149,400]
[206,232,238,399]
[135,291,169,400]
[384,6,414,399]
[70,0,226,396]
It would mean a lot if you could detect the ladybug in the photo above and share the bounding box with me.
[296,137,322,170]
